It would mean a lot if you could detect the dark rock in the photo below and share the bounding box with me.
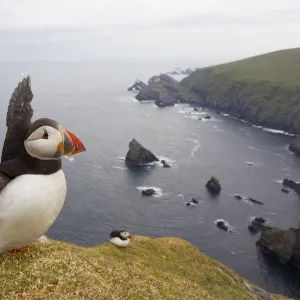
[204,115,211,120]
[283,178,300,194]
[281,188,290,194]
[216,220,228,231]
[142,189,156,196]
[289,138,300,157]
[191,198,199,204]
[128,80,148,92]
[248,224,259,234]
[205,177,221,195]
[257,225,300,267]
[254,217,266,224]
[193,107,200,112]
[161,160,171,168]
[185,198,199,206]
[125,139,159,165]
[233,194,243,200]
[248,197,264,205]
[248,217,267,234]
[198,118,202,121]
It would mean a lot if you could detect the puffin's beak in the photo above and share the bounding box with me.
[129,234,133,239]
[62,129,86,156]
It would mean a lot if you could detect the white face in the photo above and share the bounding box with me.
[120,231,131,239]
[24,125,63,160]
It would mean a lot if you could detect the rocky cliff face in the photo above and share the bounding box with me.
[180,68,300,134]
[257,225,300,268]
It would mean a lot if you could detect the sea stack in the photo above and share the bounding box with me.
[125,139,159,166]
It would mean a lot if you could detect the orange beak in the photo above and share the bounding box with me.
[129,234,133,239]
[62,129,86,156]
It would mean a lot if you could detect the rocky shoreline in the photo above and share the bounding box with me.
[128,69,300,156]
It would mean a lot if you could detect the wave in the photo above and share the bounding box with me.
[220,112,297,136]
[112,166,126,170]
[136,186,163,198]
[187,138,201,158]
[274,179,283,183]
[248,146,284,158]
[246,161,255,166]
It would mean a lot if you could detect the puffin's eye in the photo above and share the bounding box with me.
[41,130,48,139]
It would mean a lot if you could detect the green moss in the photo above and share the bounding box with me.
[0,237,289,299]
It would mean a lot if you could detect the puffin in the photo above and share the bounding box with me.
[0,76,86,254]
[109,230,133,248]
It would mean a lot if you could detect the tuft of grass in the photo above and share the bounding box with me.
[0,236,289,299]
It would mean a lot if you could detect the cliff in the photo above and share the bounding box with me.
[180,48,300,134]
[0,237,288,299]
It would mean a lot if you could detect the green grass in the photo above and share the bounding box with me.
[186,48,300,89]
[0,236,289,299]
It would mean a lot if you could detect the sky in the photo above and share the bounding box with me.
[0,0,300,66]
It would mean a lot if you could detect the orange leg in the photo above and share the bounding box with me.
[9,245,30,254]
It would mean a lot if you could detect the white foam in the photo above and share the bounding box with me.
[274,179,283,183]
[261,127,296,136]
[136,186,163,198]
[64,157,74,162]
[117,156,126,161]
[83,163,103,169]
[112,166,126,170]
[246,161,254,166]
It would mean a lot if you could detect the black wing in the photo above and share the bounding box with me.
[1,76,33,163]
[110,230,121,239]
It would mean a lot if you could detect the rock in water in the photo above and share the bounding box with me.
[289,138,300,157]
[161,160,171,168]
[257,225,300,267]
[248,217,266,234]
[142,189,156,196]
[125,139,159,165]
[283,178,300,194]
[233,193,243,200]
[216,220,228,231]
[281,188,290,194]
[204,115,211,120]
[206,177,221,195]
[248,197,264,205]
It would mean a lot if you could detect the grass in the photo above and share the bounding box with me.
[182,48,300,90]
[0,236,289,300]
[212,48,300,89]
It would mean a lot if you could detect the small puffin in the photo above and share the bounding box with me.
[0,76,86,254]
[109,230,133,248]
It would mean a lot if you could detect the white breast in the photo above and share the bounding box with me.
[110,237,130,248]
[0,170,67,253]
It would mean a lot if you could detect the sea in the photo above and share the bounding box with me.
[0,62,299,299]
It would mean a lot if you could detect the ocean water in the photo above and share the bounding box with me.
[0,62,300,299]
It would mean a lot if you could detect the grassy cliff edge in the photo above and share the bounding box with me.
[180,48,300,134]
[0,236,288,299]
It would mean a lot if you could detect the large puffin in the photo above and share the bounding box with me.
[0,76,86,254]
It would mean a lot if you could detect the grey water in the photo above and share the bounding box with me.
[0,62,299,299]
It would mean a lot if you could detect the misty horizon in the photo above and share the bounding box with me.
[0,0,299,66]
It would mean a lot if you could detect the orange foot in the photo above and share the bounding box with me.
[9,245,30,254]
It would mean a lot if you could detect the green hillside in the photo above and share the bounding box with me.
[207,48,300,89]
[180,48,300,134]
